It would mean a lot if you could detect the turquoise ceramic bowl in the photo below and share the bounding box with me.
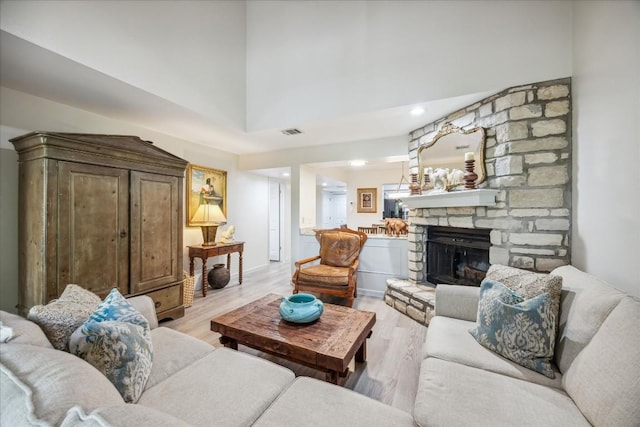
[279,293,324,323]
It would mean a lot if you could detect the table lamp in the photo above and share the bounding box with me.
[192,202,227,246]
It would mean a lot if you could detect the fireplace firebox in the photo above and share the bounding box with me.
[425,226,491,286]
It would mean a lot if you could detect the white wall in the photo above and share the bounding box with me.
[299,165,317,228]
[346,168,402,228]
[0,88,272,311]
[238,135,407,171]
[246,0,572,131]
[572,1,640,296]
[0,0,247,130]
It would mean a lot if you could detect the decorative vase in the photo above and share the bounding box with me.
[207,263,230,289]
[279,293,324,324]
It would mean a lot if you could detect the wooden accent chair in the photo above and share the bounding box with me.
[292,228,368,307]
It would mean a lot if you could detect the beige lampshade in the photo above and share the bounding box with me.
[192,203,227,225]
[192,203,226,246]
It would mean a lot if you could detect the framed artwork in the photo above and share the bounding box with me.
[186,164,227,226]
[357,188,377,213]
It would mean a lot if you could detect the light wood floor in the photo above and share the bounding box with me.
[163,261,428,414]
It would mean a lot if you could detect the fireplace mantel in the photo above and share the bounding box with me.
[400,189,499,209]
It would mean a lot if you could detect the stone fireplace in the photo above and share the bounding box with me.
[385,77,572,325]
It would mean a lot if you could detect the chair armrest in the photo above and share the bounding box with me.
[435,285,480,322]
[127,295,159,329]
[349,259,360,274]
[295,255,321,269]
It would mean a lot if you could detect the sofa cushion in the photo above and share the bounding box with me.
[469,279,557,378]
[139,348,294,427]
[0,343,123,426]
[433,284,480,322]
[146,327,215,389]
[253,377,414,427]
[60,404,194,427]
[70,289,152,403]
[562,296,640,426]
[126,295,159,330]
[551,265,626,373]
[0,311,53,348]
[426,316,562,388]
[414,357,590,427]
[27,284,102,351]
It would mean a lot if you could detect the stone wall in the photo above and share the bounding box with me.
[406,78,572,283]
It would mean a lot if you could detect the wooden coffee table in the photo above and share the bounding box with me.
[210,293,376,385]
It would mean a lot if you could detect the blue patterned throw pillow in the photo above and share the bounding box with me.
[69,289,153,403]
[469,278,557,378]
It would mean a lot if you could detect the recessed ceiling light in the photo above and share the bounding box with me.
[282,172,290,177]
[322,182,327,187]
[410,107,425,116]
[349,160,366,167]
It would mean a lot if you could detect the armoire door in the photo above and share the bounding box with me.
[57,161,130,298]
[129,171,180,294]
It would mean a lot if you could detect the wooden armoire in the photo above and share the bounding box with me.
[10,132,188,321]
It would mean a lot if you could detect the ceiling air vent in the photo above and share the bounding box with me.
[281,128,302,136]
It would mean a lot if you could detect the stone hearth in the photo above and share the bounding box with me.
[384,278,435,326]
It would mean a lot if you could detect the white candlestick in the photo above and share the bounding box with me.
[465,152,475,161]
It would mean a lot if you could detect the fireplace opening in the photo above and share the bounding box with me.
[425,226,491,286]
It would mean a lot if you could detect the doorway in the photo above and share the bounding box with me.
[269,180,282,261]
[321,191,347,229]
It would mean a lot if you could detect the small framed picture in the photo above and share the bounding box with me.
[357,188,377,213]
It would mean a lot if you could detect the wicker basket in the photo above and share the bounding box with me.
[183,270,195,308]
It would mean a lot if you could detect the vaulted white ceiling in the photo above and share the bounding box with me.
[0,1,573,157]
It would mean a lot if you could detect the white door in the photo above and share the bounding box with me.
[321,192,332,228]
[323,192,347,228]
[269,180,281,261]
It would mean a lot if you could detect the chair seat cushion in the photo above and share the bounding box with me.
[297,265,350,287]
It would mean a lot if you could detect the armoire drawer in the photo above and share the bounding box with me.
[146,284,182,314]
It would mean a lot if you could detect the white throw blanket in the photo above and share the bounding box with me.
[0,321,13,342]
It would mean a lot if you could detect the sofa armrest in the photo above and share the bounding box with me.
[126,295,159,329]
[435,285,480,322]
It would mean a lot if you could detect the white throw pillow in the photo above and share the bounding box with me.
[27,284,102,351]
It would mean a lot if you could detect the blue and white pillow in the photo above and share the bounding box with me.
[69,289,153,403]
[469,278,557,378]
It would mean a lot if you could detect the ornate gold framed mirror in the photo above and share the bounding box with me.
[417,123,487,189]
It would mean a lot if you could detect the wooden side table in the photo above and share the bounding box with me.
[188,242,244,297]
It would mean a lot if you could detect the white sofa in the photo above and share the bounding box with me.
[414,265,640,427]
[0,295,413,427]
